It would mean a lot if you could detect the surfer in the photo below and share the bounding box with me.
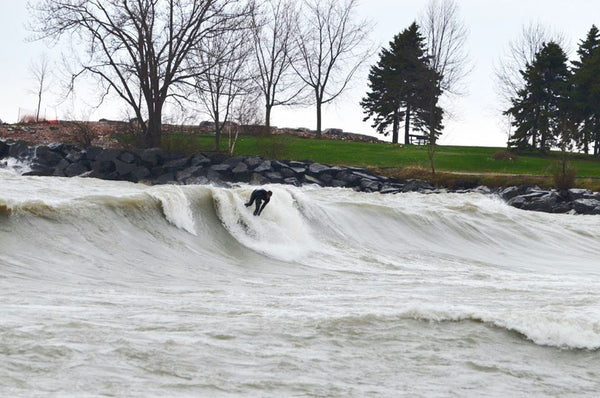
[245,189,272,216]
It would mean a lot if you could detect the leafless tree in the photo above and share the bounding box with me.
[193,17,255,151]
[293,0,372,137]
[28,0,248,147]
[494,21,566,107]
[251,0,303,134]
[29,54,51,122]
[420,0,471,97]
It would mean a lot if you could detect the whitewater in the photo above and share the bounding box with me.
[1,166,600,397]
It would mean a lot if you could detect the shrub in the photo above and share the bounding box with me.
[549,160,577,190]
[70,121,97,148]
[492,150,519,161]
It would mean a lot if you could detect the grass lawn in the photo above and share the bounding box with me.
[134,132,600,190]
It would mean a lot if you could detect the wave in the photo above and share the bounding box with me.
[313,305,600,350]
[2,180,600,271]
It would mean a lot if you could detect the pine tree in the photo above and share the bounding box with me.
[361,23,442,144]
[506,41,570,152]
[571,25,600,155]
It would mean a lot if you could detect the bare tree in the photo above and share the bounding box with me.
[420,0,471,97]
[28,0,248,148]
[494,21,566,107]
[251,0,304,134]
[193,17,255,151]
[29,55,51,122]
[293,0,372,137]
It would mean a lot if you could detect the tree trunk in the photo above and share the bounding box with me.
[265,104,272,135]
[404,103,411,144]
[146,109,163,148]
[36,90,42,123]
[392,109,399,144]
[214,109,221,151]
[316,99,322,138]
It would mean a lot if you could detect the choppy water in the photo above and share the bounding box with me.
[1,166,600,397]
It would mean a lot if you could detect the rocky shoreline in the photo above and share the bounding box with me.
[2,139,600,215]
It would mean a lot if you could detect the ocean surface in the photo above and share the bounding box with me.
[1,165,600,397]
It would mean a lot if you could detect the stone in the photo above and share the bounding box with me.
[8,140,30,158]
[308,163,330,175]
[190,154,211,167]
[140,148,163,167]
[0,140,7,157]
[244,156,263,168]
[250,172,270,185]
[34,146,63,167]
[64,162,89,177]
[254,160,272,173]
[130,166,151,182]
[114,159,137,177]
[499,186,521,200]
[119,151,137,163]
[92,160,116,174]
[572,198,600,215]
[231,162,249,174]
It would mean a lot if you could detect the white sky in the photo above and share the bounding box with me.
[1,0,600,146]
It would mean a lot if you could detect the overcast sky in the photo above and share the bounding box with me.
[1,0,600,146]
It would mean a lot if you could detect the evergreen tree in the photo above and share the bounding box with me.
[505,41,570,152]
[571,25,600,155]
[361,23,442,144]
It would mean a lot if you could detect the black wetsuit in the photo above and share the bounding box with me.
[245,189,271,216]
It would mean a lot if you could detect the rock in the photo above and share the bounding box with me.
[264,171,283,183]
[244,156,263,168]
[64,162,89,177]
[210,163,232,173]
[33,146,63,167]
[8,140,30,158]
[254,160,272,173]
[114,159,137,177]
[402,179,434,193]
[176,166,205,182]
[119,151,137,163]
[184,175,210,185]
[308,163,330,175]
[572,198,600,215]
[250,172,270,185]
[163,156,190,172]
[84,146,104,161]
[0,140,7,156]
[568,188,592,200]
[499,186,521,200]
[140,148,163,167]
[279,167,297,178]
[92,160,116,174]
[283,177,301,186]
[360,178,381,192]
[520,193,558,213]
[231,162,249,174]
[190,153,211,167]
[303,174,322,185]
[155,172,177,185]
[130,166,151,182]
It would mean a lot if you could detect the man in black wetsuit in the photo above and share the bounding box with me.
[245,189,272,216]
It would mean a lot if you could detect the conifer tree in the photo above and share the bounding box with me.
[506,41,570,152]
[361,23,442,144]
[571,25,600,155]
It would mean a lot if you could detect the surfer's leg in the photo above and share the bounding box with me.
[254,199,263,216]
[245,190,257,207]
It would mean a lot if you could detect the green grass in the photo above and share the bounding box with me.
[119,132,600,190]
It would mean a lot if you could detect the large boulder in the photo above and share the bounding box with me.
[572,198,600,215]
[0,141,8,158]
[8,140,30,158]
